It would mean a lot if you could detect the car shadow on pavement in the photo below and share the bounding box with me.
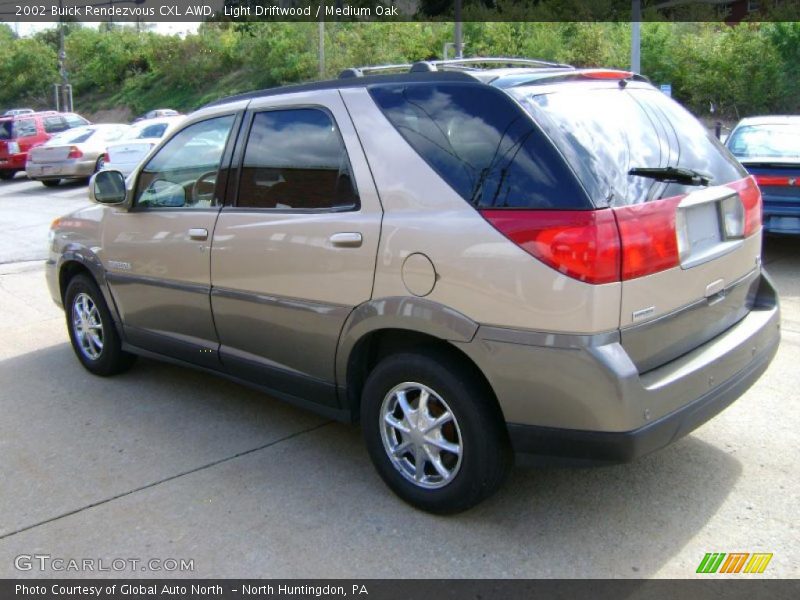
[0,341,742,578]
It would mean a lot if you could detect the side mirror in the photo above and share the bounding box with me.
[90,170,127,205]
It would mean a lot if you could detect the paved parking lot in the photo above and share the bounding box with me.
[0,176,798,578]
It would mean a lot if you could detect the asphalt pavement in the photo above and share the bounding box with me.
[0,175,797,578]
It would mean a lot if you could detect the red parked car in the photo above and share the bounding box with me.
[0,111,90,180]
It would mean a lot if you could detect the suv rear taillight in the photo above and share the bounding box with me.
[479,209,621,284]
[68,146,83,159]
[613,195,682,280]
[730,176,763,236]
[481,177,760,285]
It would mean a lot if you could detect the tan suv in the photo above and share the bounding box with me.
[47,59,780,513]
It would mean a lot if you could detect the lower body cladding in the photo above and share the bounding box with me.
[26,158,98,181]
[455,270,781,465]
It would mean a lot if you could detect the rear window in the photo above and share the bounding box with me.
[369,83,591,210]
[0,118,36,140]
[727,123,800,160]
[510,85,746,207]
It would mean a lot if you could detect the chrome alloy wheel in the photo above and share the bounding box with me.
[379,382,463,489]
[72,292,104,360]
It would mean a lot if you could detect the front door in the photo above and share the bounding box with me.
[210,91,382,408]
[103,113,237,367]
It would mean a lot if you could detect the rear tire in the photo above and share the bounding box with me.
[64,274,136,376]
[361,349,511,514]
[42,179,60,187]
[0,170,16,180]
[94,156,105,172]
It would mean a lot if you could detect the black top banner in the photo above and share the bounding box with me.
[2,0,800,23]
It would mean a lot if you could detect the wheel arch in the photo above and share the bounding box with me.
[58,250,121,325]
[336,297,502,421]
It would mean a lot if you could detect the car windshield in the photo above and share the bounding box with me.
[125,122,169,140]
[56,127,96,144]
[727,123,800,160]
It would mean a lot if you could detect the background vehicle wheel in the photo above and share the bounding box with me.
[361,349,511,514]
[64,274,136,376]
[0,170,16,180]
[94,156,105,172]
[41,179,60,187]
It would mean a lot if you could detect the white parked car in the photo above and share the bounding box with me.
[102,116,185,176]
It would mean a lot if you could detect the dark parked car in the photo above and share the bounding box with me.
[726,116,800,235]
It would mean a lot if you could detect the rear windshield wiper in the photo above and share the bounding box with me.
[628,166,712,186]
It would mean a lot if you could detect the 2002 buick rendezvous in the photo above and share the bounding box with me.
[46,59,780,513]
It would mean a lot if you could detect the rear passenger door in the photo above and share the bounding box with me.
[210,90,382,409]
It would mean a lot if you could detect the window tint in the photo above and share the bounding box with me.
[369,83,590,209]
[512,86,746,206]
[7,118,37,139]
[43,116,68,134]
[65,114,89,128]
[135,115,234,209]
[237,109,358,210]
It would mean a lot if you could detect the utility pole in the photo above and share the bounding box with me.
[318,20,325,78]
[57,0,70,112]
[454,0,463,59]
[631,0,641,73]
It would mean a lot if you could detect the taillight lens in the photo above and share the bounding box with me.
[581,69,634,80]
[67,146,83,159]
[103,152,110,163]
[727,176,762,237]
[614,195,682,280]
[479,209,621,284]
[754,174,794,187]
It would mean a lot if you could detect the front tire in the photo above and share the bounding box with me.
[42,179,60,187]
[361,350,511,514]
[64,274,135,376]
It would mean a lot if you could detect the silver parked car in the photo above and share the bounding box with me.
[46,59,780,513]
[27,124,130,186]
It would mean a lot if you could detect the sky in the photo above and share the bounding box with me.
[8,21,201,37]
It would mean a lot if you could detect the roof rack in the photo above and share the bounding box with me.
[339,57,573,79]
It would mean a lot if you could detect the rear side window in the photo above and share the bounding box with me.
[512,86,746,207]
[369,83,591,209]
[43,116,68,134]
[237,108,358,210]
[1,118,37,139]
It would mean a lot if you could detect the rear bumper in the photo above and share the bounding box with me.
[456,270,780,464]
[0,153,26,171]
[507,333,777,464]
[27,159,96,180]
[762,195,800,234]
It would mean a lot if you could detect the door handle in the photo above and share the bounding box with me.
[329,232,363,248]
[188,228,208,241]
